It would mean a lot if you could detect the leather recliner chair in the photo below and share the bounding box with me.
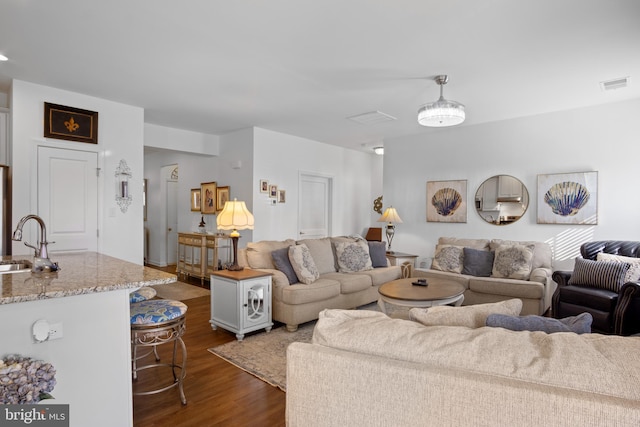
[552,240,640,335]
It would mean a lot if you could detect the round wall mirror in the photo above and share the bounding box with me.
[475,175,529,225]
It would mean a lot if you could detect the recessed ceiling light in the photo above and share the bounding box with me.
[0,54,8,61]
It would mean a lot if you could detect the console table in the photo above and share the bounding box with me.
[177,232,231,285]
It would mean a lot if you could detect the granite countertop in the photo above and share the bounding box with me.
[0,252,177,305]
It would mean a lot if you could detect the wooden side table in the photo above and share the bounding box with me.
[386,252,418,267]
[210,269,273,341]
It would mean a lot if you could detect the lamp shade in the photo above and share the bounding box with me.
[216,199,255,231]
[377,206,403,224]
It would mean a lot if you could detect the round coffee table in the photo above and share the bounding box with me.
[378,277,465,314]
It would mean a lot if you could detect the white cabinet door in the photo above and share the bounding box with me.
[498,175,523,198]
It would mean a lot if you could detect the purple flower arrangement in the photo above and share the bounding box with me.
[0,355,56,404]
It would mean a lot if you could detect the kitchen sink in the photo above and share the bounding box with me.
[0,260,33,274]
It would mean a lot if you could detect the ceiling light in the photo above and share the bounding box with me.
[417,75,465,127]
[373,147,384,155]
[0,54,8,61]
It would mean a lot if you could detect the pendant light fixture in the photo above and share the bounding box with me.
[417,75,465,127]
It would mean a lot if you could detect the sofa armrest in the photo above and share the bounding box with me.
[552,270,572,287]
[614,281,640,335]
[530,267,552,284]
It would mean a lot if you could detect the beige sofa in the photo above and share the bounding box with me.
[237,237,402,331]
[287,309,640,426]
[414,237,555,315]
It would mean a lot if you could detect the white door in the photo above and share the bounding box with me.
[166,180,178,265]
[298,174,331,239]
[37,146,98,253]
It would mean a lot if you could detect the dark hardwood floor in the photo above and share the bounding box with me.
[134,265,286,426]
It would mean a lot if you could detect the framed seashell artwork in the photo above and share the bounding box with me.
[537,171,598,224]
[427,180,467,223]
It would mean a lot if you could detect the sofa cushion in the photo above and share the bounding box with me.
[271,247,299,285]
[468,277,544,299]
[462,247,494,277]
[312,309,640,401]
[486,312,593,334]
[491,244,535,280]
[297,238,336,274]
[356,265,402,286]
[281,279,341,305]
[368,241,387,268]
[246,239,296,269]
[289,243,320,284]
[335,240,373,273]
[409,299,523,328]
[439,237,490,250]
[431,244,464,273]
[321,272,372,294]
[597,252,640,282]
[568,257,630,292]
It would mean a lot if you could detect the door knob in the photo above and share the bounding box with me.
[168,228,172,231]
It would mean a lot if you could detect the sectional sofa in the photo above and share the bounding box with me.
[237,236,402,331]
[287,309,640,426]
[413,237,555,315]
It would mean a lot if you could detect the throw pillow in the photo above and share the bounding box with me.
[486,312,593,334]
[409,299,523,328]
[271,247,299,285]
[335,241,373,273]
[461,247,494,277]
[568,257,630,292]
[288,243,320,284]
[368,241,387,268]
[491,244,535,280]
[597,252,640,283]
[431,244,464,273]
[246,239,296,269]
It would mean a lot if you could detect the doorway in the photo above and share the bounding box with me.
[162,165,178,266]
[298,173,332,239]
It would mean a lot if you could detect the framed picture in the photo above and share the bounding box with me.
[269,184,278,198]
[216,186,230,212]
[537,171,598,224]
[260,179,269,193]
[201,181,217,214]
[277,189,286,203]
[426,180,467,223]
[44,102,99,144]
[190,188,201,212]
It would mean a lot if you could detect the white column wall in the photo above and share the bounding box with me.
[383,98,640,270]
[11,80,144,264]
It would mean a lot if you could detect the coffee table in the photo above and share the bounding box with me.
[377,277,465,314]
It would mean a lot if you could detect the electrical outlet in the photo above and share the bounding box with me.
[48,322,63,340]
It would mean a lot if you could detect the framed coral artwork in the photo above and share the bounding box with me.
[537,171,598,224]
[427,180,467,223]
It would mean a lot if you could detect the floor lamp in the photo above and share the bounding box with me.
[216,198,255,271]
[377,206,403,253]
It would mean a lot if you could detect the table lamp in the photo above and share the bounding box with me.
[216,198,254,271]
[377,206,403,253]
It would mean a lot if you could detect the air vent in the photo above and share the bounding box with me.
[600,76,630,91]
[347,111,397,125]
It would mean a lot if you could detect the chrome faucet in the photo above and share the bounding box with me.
[12,214,59,272]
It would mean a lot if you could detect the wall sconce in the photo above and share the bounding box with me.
[115,159,132,213]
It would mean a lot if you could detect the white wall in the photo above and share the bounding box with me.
[251,127,377,242]
[11,80,144,263]
[383,98,640,270]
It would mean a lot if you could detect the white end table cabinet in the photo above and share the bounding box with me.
[210,270,273,341]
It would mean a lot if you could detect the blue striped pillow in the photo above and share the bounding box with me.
[568,257,630,292]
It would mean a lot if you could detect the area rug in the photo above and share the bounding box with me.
[208,302,409,391]
[209,322,316,391]
[152,281,210,301]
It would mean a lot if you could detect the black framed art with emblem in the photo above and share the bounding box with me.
[44,102,99,144]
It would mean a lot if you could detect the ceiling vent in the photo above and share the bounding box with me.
[347,111,397,125]
[600,76,630,91]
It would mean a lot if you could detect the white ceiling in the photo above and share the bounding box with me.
[1,0,639,153]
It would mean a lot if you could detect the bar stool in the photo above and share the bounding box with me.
[129,286,157,303]
[130,299,188,404]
